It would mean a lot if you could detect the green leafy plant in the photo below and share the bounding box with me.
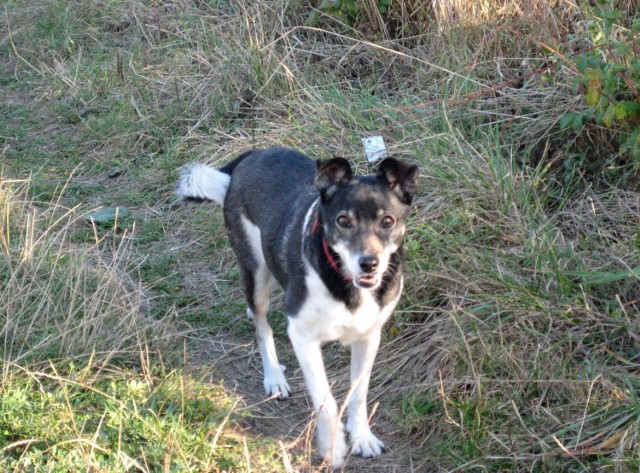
[561,10,640,162]
[308,0,390,26]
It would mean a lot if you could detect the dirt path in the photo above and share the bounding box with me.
[188,332,421,472]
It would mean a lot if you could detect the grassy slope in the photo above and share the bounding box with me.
[2,0,639,471]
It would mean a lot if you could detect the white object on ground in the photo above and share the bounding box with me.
[362,136,387,162]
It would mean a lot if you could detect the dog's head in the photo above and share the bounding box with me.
[315,157,419,290]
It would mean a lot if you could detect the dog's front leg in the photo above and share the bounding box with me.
[347,329,385,458]
[288,323,348,469]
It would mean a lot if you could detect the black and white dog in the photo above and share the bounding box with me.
[177,147,418,469]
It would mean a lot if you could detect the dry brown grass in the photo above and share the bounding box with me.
[0,178,174,367]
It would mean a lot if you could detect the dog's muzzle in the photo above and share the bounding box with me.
[355,256,380,289]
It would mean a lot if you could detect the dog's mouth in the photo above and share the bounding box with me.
[354,273,380,289]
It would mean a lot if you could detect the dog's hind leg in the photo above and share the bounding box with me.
[250,268,291,399]
[235,215,291,400]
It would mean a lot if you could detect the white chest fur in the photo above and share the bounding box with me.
[290,261,402,345]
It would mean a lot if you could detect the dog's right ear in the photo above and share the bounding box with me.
[377,158,419,205]
[315,158,353,200]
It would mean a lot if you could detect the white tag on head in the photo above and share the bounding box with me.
[362,136,387,162]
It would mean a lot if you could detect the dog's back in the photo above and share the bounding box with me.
[223,148,318,290]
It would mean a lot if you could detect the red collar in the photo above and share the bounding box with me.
[322,237,341,273]
[311,218,341,274]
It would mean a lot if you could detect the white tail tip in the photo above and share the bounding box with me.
[176,163,230,206]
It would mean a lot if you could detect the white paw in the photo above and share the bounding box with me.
[328,439,348,470]
[350,429,385,458]
[318,424,348,470]
[263,368,291,400]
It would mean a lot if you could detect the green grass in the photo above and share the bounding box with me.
[1,362,282,472]
[2,0,640,471]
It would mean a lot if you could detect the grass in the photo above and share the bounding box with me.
[0,176,286,471]
[1,361,283,472]
[2,0,640,471]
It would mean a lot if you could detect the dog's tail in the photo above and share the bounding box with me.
[176,163,231,206]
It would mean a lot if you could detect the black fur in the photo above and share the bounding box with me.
[220,150,254,176]
[221,147,416,317]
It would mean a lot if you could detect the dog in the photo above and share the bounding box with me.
[177,147,418,469]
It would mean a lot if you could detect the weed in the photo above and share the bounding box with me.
[560,6,640,166]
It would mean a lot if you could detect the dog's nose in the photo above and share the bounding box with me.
[359,256,379,273]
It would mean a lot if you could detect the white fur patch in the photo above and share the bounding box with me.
[302,198,320,237]
[287,263,401,467]
[292,260,401,344]
[177,163,230,206]
[350,429,385,457]
[332,240,398,290]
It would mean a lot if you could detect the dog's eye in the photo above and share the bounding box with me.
[381,216,395,229]
[336,215,351,228]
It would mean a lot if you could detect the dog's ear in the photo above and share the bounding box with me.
[315,158,353,200]
[377,158,419,204]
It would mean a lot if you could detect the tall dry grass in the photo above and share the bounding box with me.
[0,178,173,369]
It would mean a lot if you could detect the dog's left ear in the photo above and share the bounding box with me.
[377,158,419,204]
[315,158,353,200]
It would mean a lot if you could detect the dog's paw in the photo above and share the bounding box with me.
[350,430,385,458]
[318,424,348,470]
[327,441,348,471]
[263,369,291,400]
